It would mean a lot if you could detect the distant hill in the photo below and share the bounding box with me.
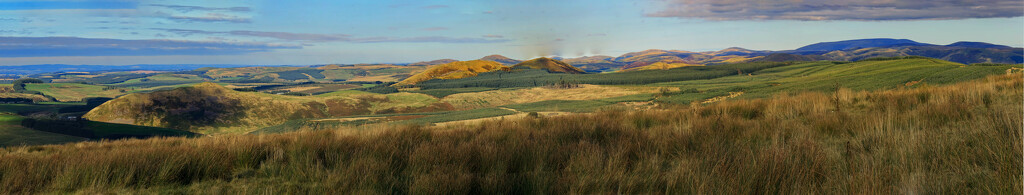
[619,61,701,72]
[946,41,1012,49]
[795,38,932,51]
[479,55,522,65]
[562,56,615,64]
[409,59,459,66]
[707,47,770,56]
[395,60,508,86]
[753,53,829,62]
[0,64,252,76]
[817,46,1023,64]
[511,58,585,74]
[561,56,624,72]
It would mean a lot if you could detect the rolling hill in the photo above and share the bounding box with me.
[794,38,932,51]
[479,55,522,65]
[619,61,702,72]
[394,60,509,86]
[511,57,585,74]
[561,56,623,72]
[946,41,1012,49]
[85,82,451,134]
[409,59,459,66]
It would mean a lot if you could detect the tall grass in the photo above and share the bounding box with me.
[1,74,1021,194]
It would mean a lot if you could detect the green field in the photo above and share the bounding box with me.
[395,107,517,124]
[647,59,1021,103]
[24,83,125,102]
[86,121,199,139]
[0,113,87,147]
[408,87,496,98]
[0,103,82,114]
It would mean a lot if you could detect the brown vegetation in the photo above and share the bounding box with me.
[511,58,586,74]
[2,74,1020,194]
[394,60,508,86]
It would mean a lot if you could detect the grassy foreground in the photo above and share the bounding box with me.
[1,74,1021,194]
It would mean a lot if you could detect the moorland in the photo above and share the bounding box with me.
[0,38,1021,193]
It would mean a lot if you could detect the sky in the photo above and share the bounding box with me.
[1,0,1022,65]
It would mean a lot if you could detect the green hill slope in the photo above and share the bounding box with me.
[85,82,449,134]
[0,113,87,147]
[651,57,1021,103]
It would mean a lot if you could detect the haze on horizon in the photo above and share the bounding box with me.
[1,0,1022,65]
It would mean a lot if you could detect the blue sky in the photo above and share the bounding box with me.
[1,0,1022,65]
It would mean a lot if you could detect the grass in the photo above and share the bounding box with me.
[86,121,199,139]
[440,85,654,109]
[649,58,1022,104]
[502,100,613,113]
[394,108,516,124]
[312,90,374,97]
[499,93,658,113]
[0,113,87,147]
[24,83,125,102]
[0,73,1018,193]
[408,87,496,98]
[0,103,82,115]
[86,83,448,134]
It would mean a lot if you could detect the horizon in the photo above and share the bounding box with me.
[0,37,1015,67]
[1,0,1022,65]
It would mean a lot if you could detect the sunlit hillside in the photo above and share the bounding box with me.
[511,57,585,74]
[394,60,509,86]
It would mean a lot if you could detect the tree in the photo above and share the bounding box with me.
[12,78,43,92]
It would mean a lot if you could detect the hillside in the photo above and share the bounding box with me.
[2,73,1019,194]
[817,46,1023,64]
[409,59,459,66]
[394,60,509,86]
[561,56,625,72]
[946,41,1012,49]
[795,38,931,51]
[85,82,451,134]
[619,61,702,72]
[479,55,522,65]
[511,57,585,74]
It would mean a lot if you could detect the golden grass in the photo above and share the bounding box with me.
[3,73,1020,194]
[394,60,508,86]
[441,84,656,109]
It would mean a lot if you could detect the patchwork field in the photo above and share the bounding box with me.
[24,83,125,102]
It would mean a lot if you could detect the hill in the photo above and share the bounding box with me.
[409,59,459,66]
[394,60,509,86]
[752,53,827,62]
[619,61,701,72]
[946,41,1012,49]
[795,38,931,51]
[479,55,522,65]
[85,82,451,134]
[561,56,624,72]
[818,46,1023,64]
[511,58,586,74]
